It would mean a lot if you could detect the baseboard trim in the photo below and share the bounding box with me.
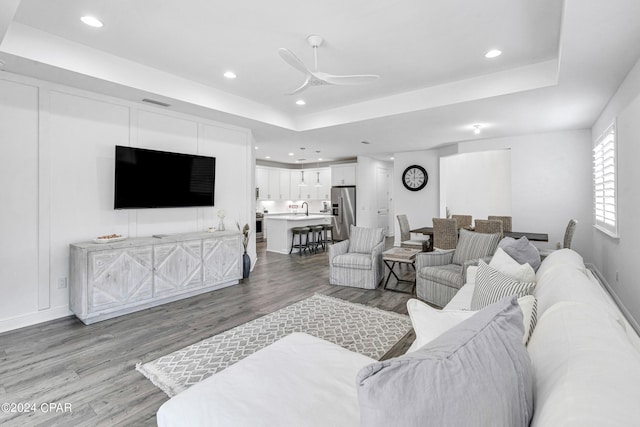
[0,306,73,334]
[586,263,640,337]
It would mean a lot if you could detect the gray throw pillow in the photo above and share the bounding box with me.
[356,296,534,427]
[498,236,541,271]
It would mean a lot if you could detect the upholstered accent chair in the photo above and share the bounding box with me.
[539,219,578,258]
[329,225,386,289]
[474,219,504,237]
[397,214,430,251]
[488,215,513,233]
[416,229,501,307]
[432,218,458,250]
[451,214,472,230]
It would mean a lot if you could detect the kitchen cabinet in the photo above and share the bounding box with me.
[257,167,292,200]
[257,165,331,200]
[290,167,331,200]
[256,166,269,200]
[331,164,357,186]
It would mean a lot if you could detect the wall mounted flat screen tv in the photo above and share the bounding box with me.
[114,145,215,209]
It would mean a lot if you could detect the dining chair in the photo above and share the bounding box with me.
[451,214,472,230]
[397,214,430,251]
[474,219,504,237]
[432,218,458,250]
[488,215,512,233]
[539,219,578,258]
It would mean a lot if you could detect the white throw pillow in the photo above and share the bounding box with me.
[407,296,538,351]
[490,247,536,282]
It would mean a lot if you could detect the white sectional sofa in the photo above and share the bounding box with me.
[157,249,640,426]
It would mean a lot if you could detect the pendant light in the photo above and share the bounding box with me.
[315,151,322,187]
[298,148,307,187]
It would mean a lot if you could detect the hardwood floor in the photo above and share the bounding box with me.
[0,238,416,426]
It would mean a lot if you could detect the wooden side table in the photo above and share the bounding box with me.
[382,247,421,294]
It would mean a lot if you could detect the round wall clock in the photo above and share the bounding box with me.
[402,165,428,191]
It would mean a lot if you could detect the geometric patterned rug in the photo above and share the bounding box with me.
[136,293,412,397]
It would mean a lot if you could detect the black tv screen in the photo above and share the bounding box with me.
[114,146,215,209]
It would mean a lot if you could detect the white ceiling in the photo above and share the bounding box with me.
[1,0,640,164]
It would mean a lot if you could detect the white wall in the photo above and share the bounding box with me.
[0,72,255,333]
[441,150,512,220]
[393,151,441,246]
[591,56,640,325]
[392,129,593,256]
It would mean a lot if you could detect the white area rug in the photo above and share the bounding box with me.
[136,293,411,397]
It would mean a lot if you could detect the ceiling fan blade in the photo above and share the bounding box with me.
[321,74,380,85]
[286,75,311,95]
[278,48,312,75]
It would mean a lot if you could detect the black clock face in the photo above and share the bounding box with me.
[402,165,428,191]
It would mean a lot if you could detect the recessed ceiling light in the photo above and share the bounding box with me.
[473,124,482,134]
[288,152,294,156]
[485,49,502,58]
[390,157,395,160]
[80,16,103,28]
[254,146,258,150]
[318,158,323,161]
[223,71,237,79]
[266,156,271,159]
[296,99,306,106]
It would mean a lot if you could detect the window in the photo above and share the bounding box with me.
[593,122,617,236]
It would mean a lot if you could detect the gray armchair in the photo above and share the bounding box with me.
[416,229,501,307]
[329,225,385,289]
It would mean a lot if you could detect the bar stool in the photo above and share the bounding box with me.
[320,223,335,251]
[308,225,324,254]
[289,227,310,256]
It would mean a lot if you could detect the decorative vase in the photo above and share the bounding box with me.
[242,252,250,278]
[218,219,225,231]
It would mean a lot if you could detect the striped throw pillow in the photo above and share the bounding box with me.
[471,260,536,310]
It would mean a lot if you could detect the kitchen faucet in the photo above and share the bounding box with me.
[302,201,308,216]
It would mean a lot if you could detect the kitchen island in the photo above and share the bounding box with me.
[265,214,331,254]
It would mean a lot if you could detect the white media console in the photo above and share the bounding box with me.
[69,230,243,325]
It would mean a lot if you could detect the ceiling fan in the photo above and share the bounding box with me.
[278,35,380,95]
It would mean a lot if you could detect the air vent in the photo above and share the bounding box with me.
[142,98,170,107]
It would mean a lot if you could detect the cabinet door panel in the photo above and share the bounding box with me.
[153,241,202,297]
[87,247,153,312]
[203,236,242,285]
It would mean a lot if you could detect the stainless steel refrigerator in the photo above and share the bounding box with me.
[331,186,356,241]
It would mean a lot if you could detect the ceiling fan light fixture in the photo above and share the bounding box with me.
[296,99,306,106]
[223,71,237,79]
[485,49,502,59]
[473,124,482,134]
[80,16,103,28]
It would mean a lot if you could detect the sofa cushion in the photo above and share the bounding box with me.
[452,229,501,266]
[499,236,541,271]
[348,225,384,254]
[357,297,534,427]
[331,253,373,270]
[532,263,624,326]
[418,264,463,287]
[471,260,535,310]
[407,295,537,352]
[528,302,640,427]
[535,248,585,281]
[490,247,536,282]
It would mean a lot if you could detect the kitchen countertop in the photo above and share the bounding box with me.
[265,214,330,221]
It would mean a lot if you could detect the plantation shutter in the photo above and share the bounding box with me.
[593,123,617,236]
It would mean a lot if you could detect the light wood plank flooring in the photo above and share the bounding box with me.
[0,238,416,426]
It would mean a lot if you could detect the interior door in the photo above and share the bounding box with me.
[376,166,390,235]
